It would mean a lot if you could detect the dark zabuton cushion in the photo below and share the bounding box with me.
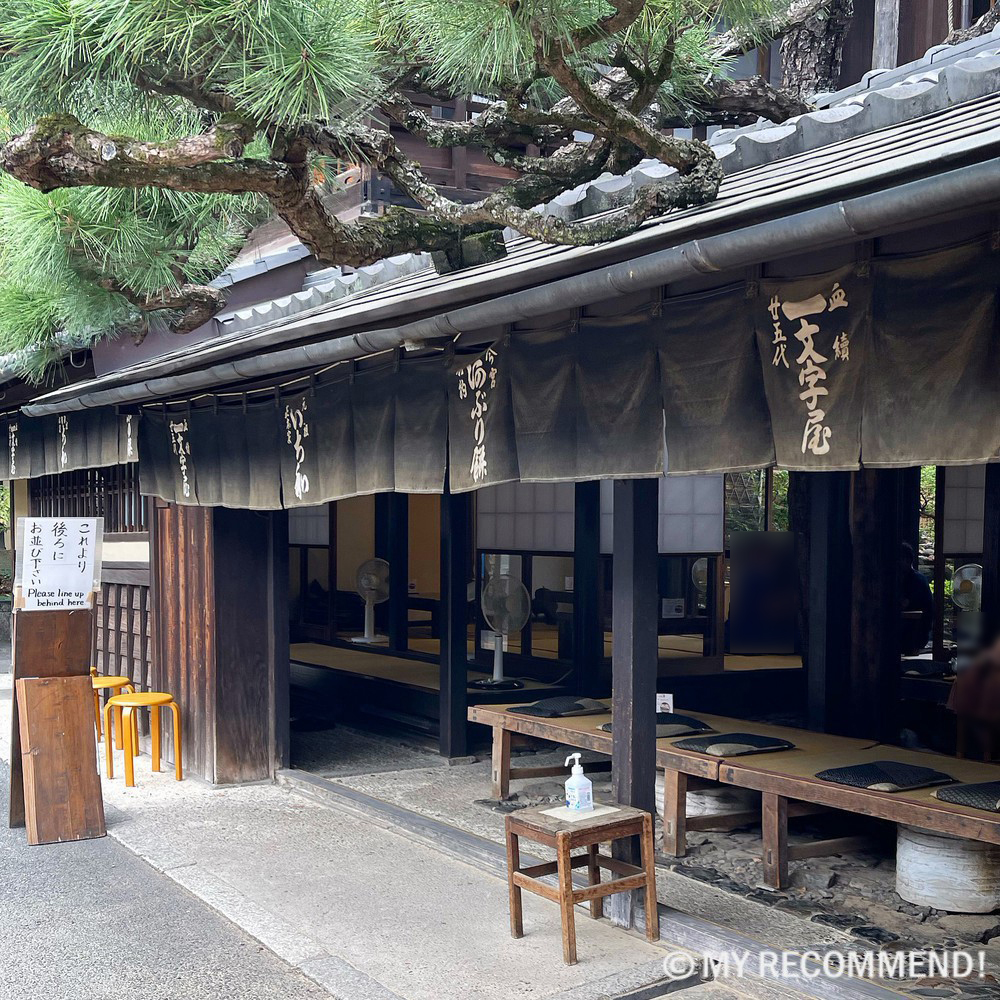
[507,697,608,719]
[934,781,1000,812]
[599,713,713,738]
[671,732,795,757]
[815,760,953,793]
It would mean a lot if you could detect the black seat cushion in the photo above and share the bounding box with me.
[934,781,1000,812]
[671,732,795,757]
[599,713,713,739]
[507,697,608,719]
[816,760,953,793]
[901,660,953,678]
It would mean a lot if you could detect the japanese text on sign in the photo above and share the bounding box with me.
[768,282,850,456]
[456,347,498,484]
[284,396,311,500]
[15,516,103,610]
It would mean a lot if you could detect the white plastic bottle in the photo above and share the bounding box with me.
[564,753,594,812]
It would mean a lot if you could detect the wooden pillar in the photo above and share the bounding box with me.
[380,493,409,651]
[573,482,602,696]
[872,0,900,68]
[270,510,291,771]
[152,504,289,783]
[850,469,903,743]
[806,472,852,734]
[610,478,659,929]
[439,485,470,758]
[900,466,922,556]
[213,508,289,782]
[932,467,948,662]
[982,464,1000,646]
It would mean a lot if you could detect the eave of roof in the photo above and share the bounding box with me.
[19,25,1000,416]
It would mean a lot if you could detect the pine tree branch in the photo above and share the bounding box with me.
[98,278,229,337]
[712,0,838,59]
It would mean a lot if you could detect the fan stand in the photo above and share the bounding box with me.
[350,591,388,645]
[470,637,524,691]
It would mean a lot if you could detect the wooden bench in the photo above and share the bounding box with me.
[721,745,1000,889]
[468,704,878,858]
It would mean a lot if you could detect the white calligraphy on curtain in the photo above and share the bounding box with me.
[284,396,311,500]
[168,418,193,498]
[456,346,498,484]
[769,282,851,456]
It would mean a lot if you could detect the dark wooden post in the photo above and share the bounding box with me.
[573,482,602,696]
[610,478,659,929]
[982,464,1000,646]
[806,472,852,734]
[850,469,903,743]
[931,467,948,662]
[213,508,289,783]
[440,484,470,758]
[384,493,409,651]
[269,510,291,772]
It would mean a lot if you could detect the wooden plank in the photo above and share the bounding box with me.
[9,609,94,829]
[16,675,106,845]
[610,478,659,929]
[872,0,900,68]
[573,482,602,697]
[439,486,470,757]
[762,792,789,889]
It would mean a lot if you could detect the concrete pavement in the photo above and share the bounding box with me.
[0,756,328,1000]
[0,665,673,1000]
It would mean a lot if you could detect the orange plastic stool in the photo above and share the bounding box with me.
[91,671,135,747]
[104,692,183,787]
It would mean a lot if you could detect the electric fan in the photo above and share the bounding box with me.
[472,574,529,690]
[951,563,983,613]
[350,557,390,644]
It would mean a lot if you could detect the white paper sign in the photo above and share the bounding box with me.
[656,693,674,714]
[15,516,103,610]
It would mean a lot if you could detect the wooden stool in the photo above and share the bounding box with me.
[505,804,659,965]
[104,692,182,787]
[90,671,135,748]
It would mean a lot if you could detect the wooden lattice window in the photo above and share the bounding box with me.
[29,464,147,533]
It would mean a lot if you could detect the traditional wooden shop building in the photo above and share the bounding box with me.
[3,20,1000,850]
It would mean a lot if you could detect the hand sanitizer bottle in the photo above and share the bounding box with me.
[564,753,594,812]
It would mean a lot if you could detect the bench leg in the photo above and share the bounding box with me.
[587,844,602,919]
[662,768,687,857]
[641,814,660,942]
[492,725,512,800]
[762,791,789,890]
[506,826,523,939]
[556,832,577,965]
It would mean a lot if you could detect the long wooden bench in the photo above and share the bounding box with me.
[722,745,1000,889]
[468,703,877,857]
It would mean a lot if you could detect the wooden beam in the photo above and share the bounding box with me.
[872,0,900,68]
[573,482,602,696]
[983,464,1000,646]
[610,478,659,929]
[440,485,470,758]
[850,469,903,743]
[807,472,852,734]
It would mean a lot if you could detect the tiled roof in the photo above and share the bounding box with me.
[203,23,1000,339]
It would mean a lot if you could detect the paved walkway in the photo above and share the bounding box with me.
[0,668,671,1000]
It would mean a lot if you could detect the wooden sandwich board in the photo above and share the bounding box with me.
[8,609,95,830]
[16,675,106,845]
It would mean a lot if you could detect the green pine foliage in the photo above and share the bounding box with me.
[0,0,783,378]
